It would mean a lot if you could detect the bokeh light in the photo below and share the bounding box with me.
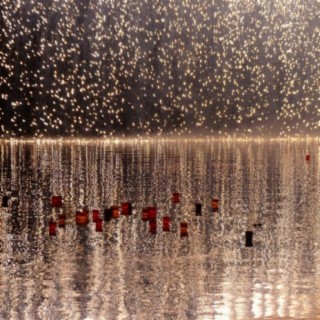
[0,0,319,137]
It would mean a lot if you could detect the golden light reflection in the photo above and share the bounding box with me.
[0,140,320,319]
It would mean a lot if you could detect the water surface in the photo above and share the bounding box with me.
[0,140,320,319]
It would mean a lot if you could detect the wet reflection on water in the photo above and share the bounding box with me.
[1,140,320,319]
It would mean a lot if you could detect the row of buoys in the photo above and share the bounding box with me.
[48,192,211,237]
[48,193,258,245]
[49,195,191,238]
[4,194,200,213]
[0,191,258,246]
[147,217,188,236]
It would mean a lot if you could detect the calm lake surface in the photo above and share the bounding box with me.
[1,139,320,320]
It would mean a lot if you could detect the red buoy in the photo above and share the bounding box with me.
[75,211,89,225]
[211,198,219,212]
[49,220,57,236]
[180,222,188,237]
[121,202,132,215]
[172,192,180,204]
[148,207,157,220]
[149,220,157,234]
[163,216,170,232]
[141,208,149,221]
[306,154,310,161]
[92,209,100,222]
[58,214,66,228]
[51,196,62,208]
[96,218,103,232]
[111,206,120,219]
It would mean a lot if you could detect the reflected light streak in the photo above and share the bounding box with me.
[0,140,320,319]
[0,0,320,137]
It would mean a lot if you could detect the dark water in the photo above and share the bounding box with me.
[0,139,320,319]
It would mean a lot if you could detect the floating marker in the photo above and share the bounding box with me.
[245,231,253,247]
[111,206,120,219]
[180,222,188,237]
[121,202,132,215]
[211,198,219,212]
[92,209,100,222]
[49,220,57,236]
[306,154,310,161]
[148,207,157,220]
[163,216,170,232]
[76,211,89,225]
[51,196,62,208]
[1,196,10,208]
[195,203,202,216]
[96,218,103,232]
[104,208,112,221]
[172,192,180,204]
[142,208,149,221]
[149,220,157,234]
[58,214,66,228]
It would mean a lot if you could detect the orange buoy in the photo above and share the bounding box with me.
[211,198,219,212]
[75,211,89,225]
[180,222,188,237]
[49,220,57,236]
[163,216,170,232]
[142,208,149,221]
[111,206,120,219]
[58,214,66,228]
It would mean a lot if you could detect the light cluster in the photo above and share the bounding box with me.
[0,0,319,137]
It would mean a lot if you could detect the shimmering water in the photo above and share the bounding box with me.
[1,140,320,320]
